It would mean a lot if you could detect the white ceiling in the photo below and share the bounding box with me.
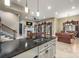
[0,0,79,20]
[27,0,79,19]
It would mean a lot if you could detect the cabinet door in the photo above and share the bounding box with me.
[48,45,56,58]
[49,46,54,58]
[43,47,53,58]
[39,51,46,58]
[39,47,52,58]
[47,47,52,58]
[51,44,56,58]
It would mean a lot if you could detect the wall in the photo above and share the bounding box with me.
[37,15,79,35]
[57,15,79,32]
[0,11,19,38]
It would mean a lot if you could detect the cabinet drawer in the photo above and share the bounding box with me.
[39,40,55,51]
[39,42,48,52]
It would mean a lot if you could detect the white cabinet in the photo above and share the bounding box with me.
[45,49,50,58]
[49,40,56,57]
[39,46,53,58]
[39,49,50,58]
[52,44,56,57]
[48,46,53,58]
[38,39,56,58]
[13,47,38,58]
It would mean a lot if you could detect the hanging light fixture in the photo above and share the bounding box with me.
[36,0,40,17]
[36,11,40,17]
[4,0,10,6]
[25,0,29,13]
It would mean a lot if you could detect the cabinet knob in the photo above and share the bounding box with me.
[45,50,48,53]
[45,46,46,47]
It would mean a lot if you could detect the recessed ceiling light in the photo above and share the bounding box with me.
[25,16,28,19]
[44,16,46,18]
[48,6,52,10]
[70,0,74,2]
[36,11,40,17]
[55,12,58,15]
[17,0,20,2]
[32,12,34,15]
[72,6,76,9]
[4,0,10,6]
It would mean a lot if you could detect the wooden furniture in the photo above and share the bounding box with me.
[34,22,46,38]
[56,32,75,44]
[34,22,52,38]
[46,22,52,38]
[63,20,79,37]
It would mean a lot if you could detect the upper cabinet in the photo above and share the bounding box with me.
[34,22,52,38]
[63,20,79,37]
[63,21,79,32]
[46,22,52,38]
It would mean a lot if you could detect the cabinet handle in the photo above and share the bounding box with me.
[34,55,38,58]
[45,50,48,53]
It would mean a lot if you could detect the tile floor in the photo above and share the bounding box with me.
[56,38,79,58]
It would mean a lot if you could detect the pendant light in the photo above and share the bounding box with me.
[36,0,40,17]
[4,0,10,6]
[25,0,29,13]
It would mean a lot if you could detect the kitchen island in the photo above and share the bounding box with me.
[0,37,56,58]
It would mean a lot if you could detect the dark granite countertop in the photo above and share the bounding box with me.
[0,37,56,58]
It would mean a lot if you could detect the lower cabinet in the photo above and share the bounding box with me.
[38,39,56,58]
[13,47,38,58]
[52,44,56,57]
[48,46,53,58]
[38,50,46,58]
[38,46,54,58]
[50,44,56,58]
